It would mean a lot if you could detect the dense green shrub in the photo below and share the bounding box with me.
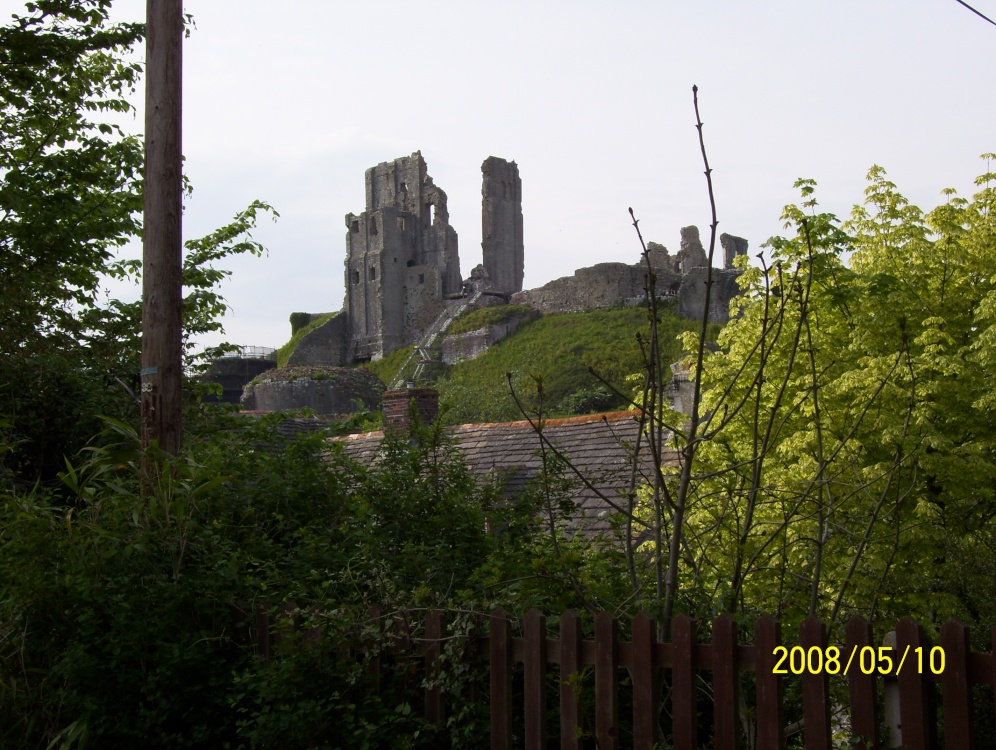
[0,412,555,748]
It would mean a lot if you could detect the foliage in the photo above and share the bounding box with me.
[0,1,277,489]
[0,414,517,747]
[662,160,996,632]
[288,311,314,335]
[0,0,144,352]
[0,0,143,488]
[437,305,699,424]
[275,311,336,368]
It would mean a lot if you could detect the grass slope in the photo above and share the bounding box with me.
[436,303,705,425]
[275,313,336,368]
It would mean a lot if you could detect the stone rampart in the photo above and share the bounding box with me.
[286,312,350,367]
[440,310,539,364]
[509,263,646,314]
[677,267,743,324]
[241,366,384,415]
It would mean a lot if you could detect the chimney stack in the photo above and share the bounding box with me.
[382,387,439,434]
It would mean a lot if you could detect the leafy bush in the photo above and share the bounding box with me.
[0,411,530,747]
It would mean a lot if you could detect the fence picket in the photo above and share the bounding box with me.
[523,609,547,750]
[365,607,383,693]
[595,611,619,750]
[800,616,831,750]
[490,607,513,750]
[755,616,784,750]
[559,611,583,750]
[672,614,697,750]
[631,612,658,750]
[255,610,271,662]
[424,610,445,727]
[896,617,938,750]
[712,614,740,750]
[940,619,973,750]
[844,616,878,750]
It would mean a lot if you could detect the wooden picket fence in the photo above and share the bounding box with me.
[253,606,996,750]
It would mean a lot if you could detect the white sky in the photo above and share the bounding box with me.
[8,1,996,351]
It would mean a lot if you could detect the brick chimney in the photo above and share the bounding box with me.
[382,387,439,434]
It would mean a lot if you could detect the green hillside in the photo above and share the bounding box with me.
[430,302,708,425]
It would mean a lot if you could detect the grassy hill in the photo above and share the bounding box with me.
[366,302,711,425]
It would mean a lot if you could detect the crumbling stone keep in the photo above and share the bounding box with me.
[284,154,750,383]
[344,152,462,361]
[721,232,749,268]
[677,225,708,273]
[481,156,524,296]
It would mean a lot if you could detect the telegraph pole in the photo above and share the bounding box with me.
[141,0,183,454]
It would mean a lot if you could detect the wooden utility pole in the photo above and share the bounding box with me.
[141,0,183,454]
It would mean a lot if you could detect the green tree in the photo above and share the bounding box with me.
[0,1,276,488]
[668,159,996,630]
[0,0,144,351]
[0,0,144,485]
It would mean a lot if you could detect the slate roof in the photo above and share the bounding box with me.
[333,411,674,535]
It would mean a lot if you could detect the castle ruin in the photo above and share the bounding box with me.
[343,152,523,362]
[481,156,524,296]
[277,151,749,377]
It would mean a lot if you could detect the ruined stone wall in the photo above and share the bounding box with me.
[721,232,748,269]
[402,264,446,345]
[509,228,746,323]
[344,152,461,360]
[510,263,640,314]
[510,263,671,315]
[286,312,350,367]
[241,366,383,415]
[481,157,524,295]
[677,267,743,324]
[440,310,539,364]
[677,226,708,273]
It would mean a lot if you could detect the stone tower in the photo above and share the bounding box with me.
[481,156,524,296]
[721,232,748,269]
[344,152,461,361]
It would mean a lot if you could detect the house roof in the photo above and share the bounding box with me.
[333,410,673,535]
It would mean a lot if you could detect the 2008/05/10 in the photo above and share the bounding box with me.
[772,645,946,676]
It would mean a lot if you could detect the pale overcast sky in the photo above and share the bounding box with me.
[8,1,996,351]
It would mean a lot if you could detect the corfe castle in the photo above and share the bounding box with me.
[238,152,748,411]
[288,151,746,366]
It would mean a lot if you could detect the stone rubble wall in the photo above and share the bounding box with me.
[286,312,350,367]
[440,310,540,365]
[241,366,384,415]
[677,267,744,324]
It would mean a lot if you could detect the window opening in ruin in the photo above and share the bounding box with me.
[369,217,378,236]
[400,181,408,194]
[351,220,359,233]
[407,259,415,267]
[369,266,376,281]
[397,216,405,231]
[428,203,435,225]
[352,270,360,285]
[419,273,425,284]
